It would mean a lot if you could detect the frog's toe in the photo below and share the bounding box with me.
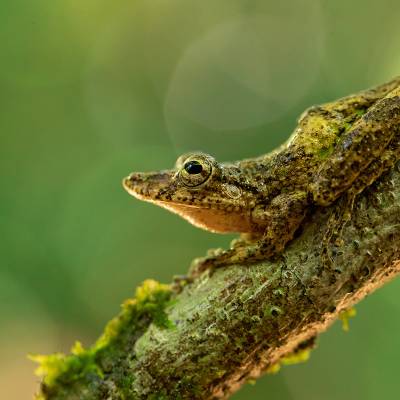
[206,247,224,257]
[189,256,215,278]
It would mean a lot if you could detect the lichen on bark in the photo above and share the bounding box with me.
[32,158,400,399]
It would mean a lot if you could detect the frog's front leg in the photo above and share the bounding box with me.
[189,192,309,279]
[312,85,400,206]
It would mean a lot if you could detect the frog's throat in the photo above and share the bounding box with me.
[155,201,254,234]
[131,191,253,233]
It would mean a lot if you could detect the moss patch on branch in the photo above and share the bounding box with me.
[31,279,173,399]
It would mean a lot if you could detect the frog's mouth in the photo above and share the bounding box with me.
[123,173,253,233]
[123,172,174,201]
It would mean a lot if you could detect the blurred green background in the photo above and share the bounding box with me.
[1,0,400,398]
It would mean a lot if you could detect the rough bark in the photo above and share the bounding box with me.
[34,165,400,399]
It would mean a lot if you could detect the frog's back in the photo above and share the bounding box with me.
[237,77,400,194]
[287,76,400,161]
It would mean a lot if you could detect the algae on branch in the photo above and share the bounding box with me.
[32,279,173,397]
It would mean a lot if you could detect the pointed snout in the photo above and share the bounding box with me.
[122,172,153,198]
[122,170,174,200]
[122,172,144,191]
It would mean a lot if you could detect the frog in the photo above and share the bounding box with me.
[123,77,400,278]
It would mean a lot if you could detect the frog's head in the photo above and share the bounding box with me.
[123,152,260,233]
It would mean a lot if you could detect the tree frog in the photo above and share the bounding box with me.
[123,77,400,277]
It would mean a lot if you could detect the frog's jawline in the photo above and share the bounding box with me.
[124,181,254,233]
[151,199,253,234]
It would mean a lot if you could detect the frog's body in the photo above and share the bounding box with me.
[124,77,400,276]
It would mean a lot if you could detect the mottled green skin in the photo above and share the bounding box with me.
[124,77,400,274]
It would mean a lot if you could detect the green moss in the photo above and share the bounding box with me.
[265,362,281,374]
[31,279,173,398]
[343,121,353,131]
[97,279,173,349]
[339,307,357,332]
[29,353,71,388]
[281,348,311,365]
[318,145,335,160]
[265,348,311,375]
[29,341,103,387]
[355,108,367,117]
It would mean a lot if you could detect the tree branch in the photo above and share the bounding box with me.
[33,147,400,399]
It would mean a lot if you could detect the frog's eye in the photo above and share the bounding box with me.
[184,160,203,174]
[179,156,212,187]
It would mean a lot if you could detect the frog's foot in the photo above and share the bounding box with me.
[188,239,285,280]
[321,193,355,269]
[188,248,236,280]
[174,249,235,288]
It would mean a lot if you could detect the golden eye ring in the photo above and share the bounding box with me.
[178,156,212,187]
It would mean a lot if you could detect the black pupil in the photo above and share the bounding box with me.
[184,160,203,174]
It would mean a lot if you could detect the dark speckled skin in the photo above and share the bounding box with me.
[123,77,400,275]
